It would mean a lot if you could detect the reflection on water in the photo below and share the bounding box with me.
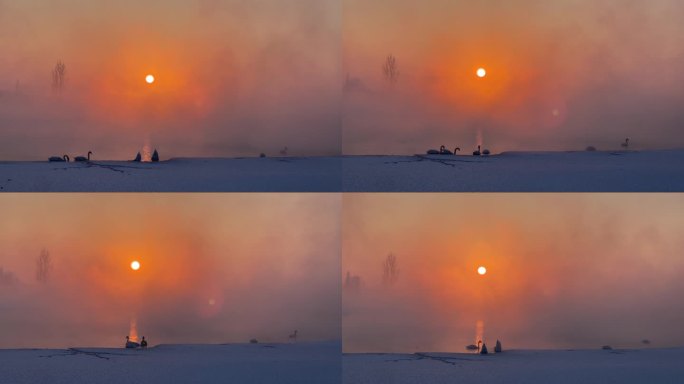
[142,140,152,162]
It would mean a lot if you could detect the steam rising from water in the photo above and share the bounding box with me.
[129,317,139,343]
[0,194,341,348]
[343,194,684,352]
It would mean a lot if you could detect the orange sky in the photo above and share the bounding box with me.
[0,0,341,159]
[343,0,684,153]
[0,193,340,348]
[343,194,684,352]
[3,1,683,158]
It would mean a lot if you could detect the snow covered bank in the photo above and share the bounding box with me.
[0,157,342,192]
[344,347,684,384]
[1,150,683,191]
[342,149,684,191]
[0,341,340,384]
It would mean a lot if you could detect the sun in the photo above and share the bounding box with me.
[476,68,486,78]
[130,260,141,271]
[477,266,487,275]
[145,74,155,84]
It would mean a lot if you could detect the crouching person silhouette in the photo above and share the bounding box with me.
[125,336,140,349]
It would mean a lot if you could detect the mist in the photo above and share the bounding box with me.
[342,194,684,352]
[343,0,684,154]
[0,194,341,348]
[0,0,341,160]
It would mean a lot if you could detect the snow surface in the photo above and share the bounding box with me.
[342,150,684,191]
[344,348,684,384]
[1,150,683,191]
[0,157,342,192]
[0,342,340,384]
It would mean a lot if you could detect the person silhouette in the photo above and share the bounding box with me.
[141,336,148,348]
[125,336,140,349]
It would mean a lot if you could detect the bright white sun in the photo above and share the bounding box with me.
[145,74,155,84]
[130,261,141,271]
[477,266,487,275]
[476,68,486,78]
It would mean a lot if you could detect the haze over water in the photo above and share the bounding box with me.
[343,194,684,352]
[0,194,341,348]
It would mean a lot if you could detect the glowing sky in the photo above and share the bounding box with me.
[2,1,683,159]
[343,194,684,352]
[0,193,340,348]
[343,0,684,153]
[0,0,340,160]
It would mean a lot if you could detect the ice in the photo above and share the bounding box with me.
[342,150,684,191]
[1,150,683,191]
[344,348,684,384]
[0,341,341,384]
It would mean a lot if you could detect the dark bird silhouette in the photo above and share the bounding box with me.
[151,149,159,162]
[473,145,481,156]
[427,145,460,155]
[621,138,630,149]
[74,151,92,162]
[49,155,69,162]
[480,343,488,354]
[495,340,502,353]
[289,330,298,342]
[482,149,490,155]
[132,152,142,162]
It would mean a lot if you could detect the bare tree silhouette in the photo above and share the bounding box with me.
[36,248,52,283]
[52,61,66,93]
[344,271,362,291]
[382,253,399,285]
[382,54,399,85]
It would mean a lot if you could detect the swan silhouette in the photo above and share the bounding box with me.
[289,330,298,342]
[74,151,92,162]
[151,149,159,162]
[426,145,460,155]
[482,149,490,155]
[132,152,142,162]
[621,138,629,148]
[49,155,69,162]
[473,145,481,156]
